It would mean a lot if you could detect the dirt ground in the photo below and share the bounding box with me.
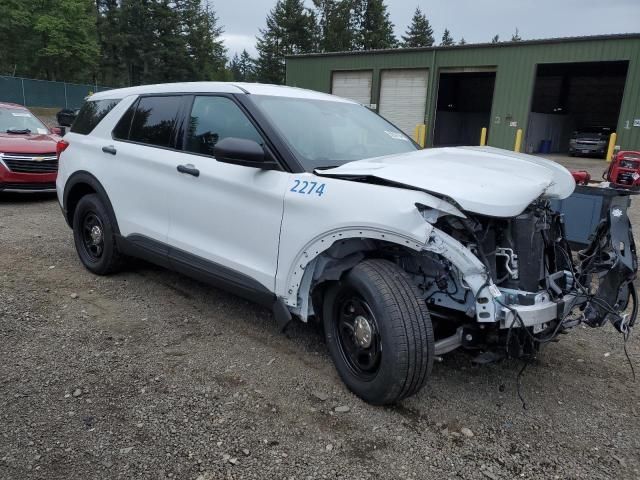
[1,158,639,479]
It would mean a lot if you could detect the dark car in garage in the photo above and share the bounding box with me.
[569,126,612,158]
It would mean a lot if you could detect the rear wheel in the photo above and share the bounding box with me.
[323,259,434,405]
[72,194,123,275]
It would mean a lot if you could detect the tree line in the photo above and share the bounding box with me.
[0,0,523,87]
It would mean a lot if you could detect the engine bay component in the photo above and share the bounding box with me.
[395,185,637,358]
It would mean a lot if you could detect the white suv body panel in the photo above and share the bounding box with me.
[318,146,575,217]
[89,82,354,103]
[275,173,464,303]
[58,96,176,243]
[165,150,290,292]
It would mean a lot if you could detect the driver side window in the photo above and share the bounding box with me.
[185,96,263,157]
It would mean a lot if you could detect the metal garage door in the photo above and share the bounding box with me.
[379,69,428,136]
[331,71,372,106]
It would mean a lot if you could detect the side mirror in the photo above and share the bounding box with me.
[213,137,279,170]
[51,126,64,136]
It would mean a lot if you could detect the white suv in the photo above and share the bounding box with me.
[56,82,636,405]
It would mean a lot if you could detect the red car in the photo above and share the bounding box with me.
[0,102,62,192]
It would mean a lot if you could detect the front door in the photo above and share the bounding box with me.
[167,95,290,293]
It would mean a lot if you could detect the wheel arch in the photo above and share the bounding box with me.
[282,227,428,321]
[63,171,119,234]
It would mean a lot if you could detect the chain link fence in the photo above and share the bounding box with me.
[0,76,112,109]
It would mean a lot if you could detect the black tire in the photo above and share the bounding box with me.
[72,193,123,275]
[323,259,434,405]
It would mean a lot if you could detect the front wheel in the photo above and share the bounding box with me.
[323,259,434,405]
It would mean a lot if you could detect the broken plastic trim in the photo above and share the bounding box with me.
[581,193,638,330]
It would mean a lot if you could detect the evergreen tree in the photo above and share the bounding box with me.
[96,0,124,85]
[118,0,159,85]
[255,0,318,84]
[313,0,354,52]
[97,0,227,86]
[359,0,397,50]
[491,34,500,43]
[152,0,191,82]
[459,37,466,45]
[349,0,366,49]
[511,28,522,41]
[229,50,256,81]
[179,0,227,80]
[238,50,256,81]
[229,53,242,81]
[440,28,454,46]
[401,7,434,48]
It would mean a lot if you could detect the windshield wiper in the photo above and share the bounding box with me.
[6,128,31,134]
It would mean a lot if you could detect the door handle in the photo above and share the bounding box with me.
[177,164,200,177]
[102,145,117,155]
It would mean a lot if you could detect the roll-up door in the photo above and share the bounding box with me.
[379,69,428,135]
[331,71,372,106]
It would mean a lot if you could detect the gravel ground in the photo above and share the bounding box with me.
[1,178,639,479]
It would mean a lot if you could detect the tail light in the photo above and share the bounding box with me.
[56,140,69,160]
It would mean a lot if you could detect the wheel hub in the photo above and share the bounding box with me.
[353,315,373,348]
[90,225,103,245]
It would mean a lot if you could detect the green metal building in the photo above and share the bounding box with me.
[286,34,640,153]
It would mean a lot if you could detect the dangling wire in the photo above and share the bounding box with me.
[622,284,637,381]
[516,357,529,410]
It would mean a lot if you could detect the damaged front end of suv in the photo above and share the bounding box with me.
[408,191,637,360]
[317,147,637,361]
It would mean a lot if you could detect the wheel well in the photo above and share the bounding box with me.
[306,238,421,322]
[65,183,96,226]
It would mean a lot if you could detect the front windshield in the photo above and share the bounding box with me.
[250,95,417,171]
[0,108,48,134]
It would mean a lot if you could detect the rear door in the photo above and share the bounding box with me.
[106,95,186,245]
[166,95,290,293]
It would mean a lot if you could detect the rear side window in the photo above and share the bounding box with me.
[113,96,182,148]
[71,99,120,135]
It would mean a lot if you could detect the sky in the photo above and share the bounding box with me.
[216,0,640,58]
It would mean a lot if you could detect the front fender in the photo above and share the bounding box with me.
[275,174,475,312]
[281,226,429,308]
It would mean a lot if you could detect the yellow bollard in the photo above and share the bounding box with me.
[514,128,523,153]
[413,124,426,148]
[606,132,617,162]
[480,127,487,146]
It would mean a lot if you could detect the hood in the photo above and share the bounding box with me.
[574,132,607,141]
[316,146,575,217]
[0,132,59,155]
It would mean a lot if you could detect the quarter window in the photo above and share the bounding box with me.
[114,96,182,148]
[185,96,263,157]
[71,99,120,135]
